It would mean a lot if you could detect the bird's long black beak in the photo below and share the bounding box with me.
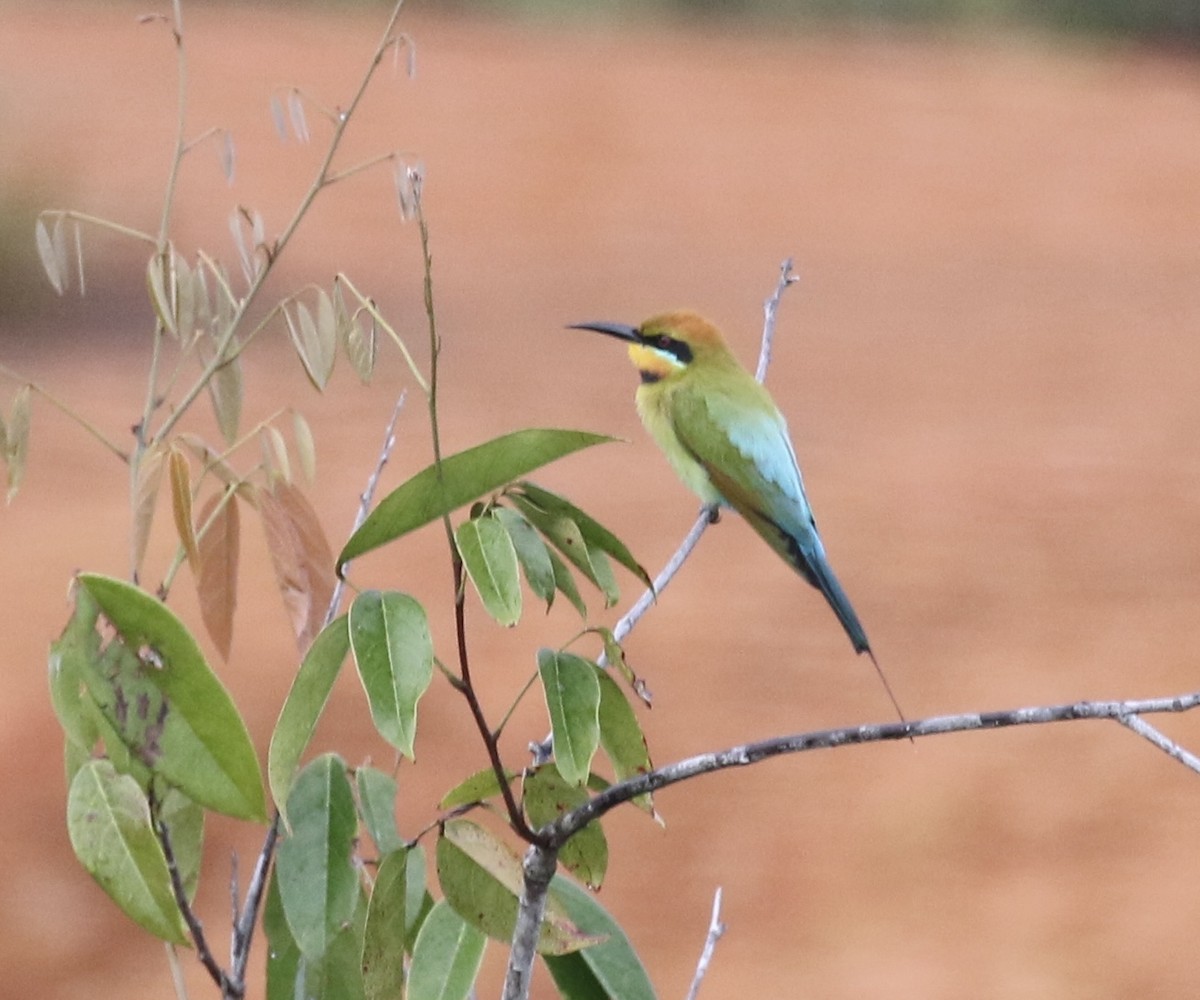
[567,320,641,343]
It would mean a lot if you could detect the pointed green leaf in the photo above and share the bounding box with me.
[543,951,610,1000]
[269,615,350,825]
[436,819,599,956]
[512,482,651,590]
[275,753,359,963]
[438,766,515,811]
[548,550,587,619]
[596,671,656,818]
[67,760,188,944]
[404,844,434,951]
[76,574,266,821]
[546,876,657,1000]
[49,584,103,753]
[265,868,302,1000]
[408,900,487,1000]
[524,764,608,889]
[493,506,556,609]
[357,766,403,854]
[509,500,596,587]
[537,650,601,787]
[349,591,433,760]
[267,866,367,1000]
[362,849,410,1000]
[337,430,617,569]
[455,515,521,626]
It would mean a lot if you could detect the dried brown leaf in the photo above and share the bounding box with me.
[196,492,240,660]
[146,253,176,337]
[35,217,65,294]
[168,446,199,572]
[260,426,291,484]
[207,348,243,445]
[6,385,31,503]
[258,481,335,651]
[292,410,316,484]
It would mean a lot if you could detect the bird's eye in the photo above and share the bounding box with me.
[656,335,672,349]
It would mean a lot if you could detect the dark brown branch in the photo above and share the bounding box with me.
[152,794,239,997]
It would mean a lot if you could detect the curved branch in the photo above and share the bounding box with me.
[546,690,1200,845]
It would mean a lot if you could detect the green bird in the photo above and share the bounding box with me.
[571,309,901,716]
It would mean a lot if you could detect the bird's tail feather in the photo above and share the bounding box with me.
[791,533,908,726]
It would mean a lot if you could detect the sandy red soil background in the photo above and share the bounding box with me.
[4,3,1200,998]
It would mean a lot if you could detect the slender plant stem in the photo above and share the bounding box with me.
[0,364,128,462]
[410,173,538,843]
[152,0,409,447]
[685,887,726,1000]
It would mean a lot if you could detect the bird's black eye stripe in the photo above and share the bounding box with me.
[644,334,693,365]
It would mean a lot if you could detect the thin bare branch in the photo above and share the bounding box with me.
[500,844,558,1000]
[685,887,726,1000]
[547,690,1200,845]
[756,258,797,383]
[1116,712,1200,776]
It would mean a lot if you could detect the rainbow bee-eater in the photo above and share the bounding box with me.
[571,309,901,715]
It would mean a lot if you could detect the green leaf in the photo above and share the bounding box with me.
[436,819,599,955]
[357,766,403,855]
[275,754,360,963]
[267,867,368,1000]
[547,876,657,1000]
[493,506,557,609]
[77,574,266,821]
[404,844,434,951]
[543,952,610,1000]
[338,429,617,568]
[455,515,522,626]
[269,615,351,826]
[509,501,598,592]
[66,760,188,944]
[596,671,656,818]
[159,789,204,902]
[511,482,651,590]
[407,901,487,1000]
[362,850,409,1000]
[438,766,514,811]
[537,650,601,787]
[49,585,103,755]
[265,868,302,1000]
[349,591,433,760]
[548,550,587,619]
[524,764,608,889]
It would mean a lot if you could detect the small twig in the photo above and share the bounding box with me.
[547,690,1200,844]
[327,391,407,622]
[228,821,278,995]
[153,798,236,996]
[1116,712,1200,776]
[757,258,797,383]
[685,887,726,1000]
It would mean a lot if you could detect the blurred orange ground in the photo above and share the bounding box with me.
[4,4,1200,999]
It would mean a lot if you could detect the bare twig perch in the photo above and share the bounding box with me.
[685,887,726,1000]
